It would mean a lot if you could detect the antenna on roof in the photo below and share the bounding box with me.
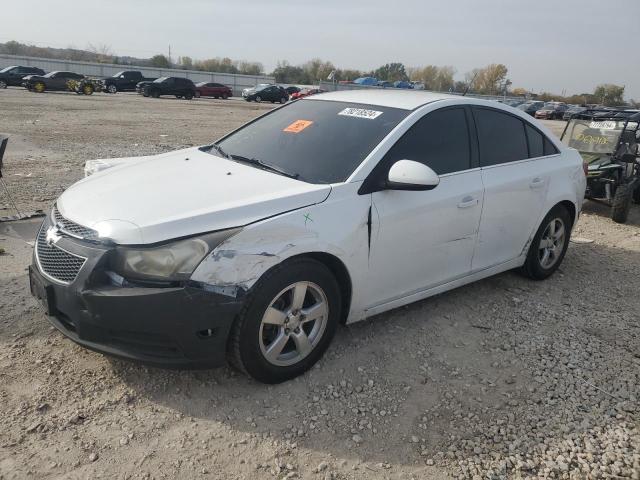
[462,73,478,97]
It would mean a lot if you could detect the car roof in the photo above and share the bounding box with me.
[306,89,461,110]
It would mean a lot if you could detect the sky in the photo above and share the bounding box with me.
[2,0,639,99]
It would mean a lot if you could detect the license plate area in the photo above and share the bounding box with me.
[29,266,56,316]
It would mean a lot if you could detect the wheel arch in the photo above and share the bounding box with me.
[556,199,577,227]
[291,252,352,324]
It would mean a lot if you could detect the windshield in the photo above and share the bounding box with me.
[213,100,409,184]
[562,119,626,154]
[43,72,57,78]
[154,77,168,83]
[113,71,125,77]
[0,66,17,73]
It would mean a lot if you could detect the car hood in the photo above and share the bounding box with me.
[25,75,46,82]
[57,147,331,245]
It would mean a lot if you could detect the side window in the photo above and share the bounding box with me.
[544,137,559,156]
[382,108,471,175]
[474,108,528,166]
[525,124,544,158]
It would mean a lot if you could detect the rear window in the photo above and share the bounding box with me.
[474,108,528,166]
[214,100,409,184]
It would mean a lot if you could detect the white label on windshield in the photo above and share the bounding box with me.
[589,121,617,130]
[338,108,383,120]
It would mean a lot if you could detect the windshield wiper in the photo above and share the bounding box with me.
[229,154,300,180]
[201,143,230,159]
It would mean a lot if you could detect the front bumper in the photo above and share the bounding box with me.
[29,219,244,368]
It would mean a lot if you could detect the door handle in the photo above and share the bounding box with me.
[457,196,478,208]
[529,177,545,189]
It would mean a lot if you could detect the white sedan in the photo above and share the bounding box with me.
[30,90,586,383]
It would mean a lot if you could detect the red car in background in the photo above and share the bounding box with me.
[195,82,232,99]
[291,88,325,100]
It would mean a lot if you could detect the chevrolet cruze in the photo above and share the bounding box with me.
[29,90,586,383]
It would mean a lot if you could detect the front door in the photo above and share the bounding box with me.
[366,107,483,307]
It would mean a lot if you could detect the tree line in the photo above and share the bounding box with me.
[1,41,633,106]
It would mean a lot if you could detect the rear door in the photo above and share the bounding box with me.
[471,107,556,271]
[366,107,484,305]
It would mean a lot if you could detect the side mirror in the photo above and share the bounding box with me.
[387,160,439,191]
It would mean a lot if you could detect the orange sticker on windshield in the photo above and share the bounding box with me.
[283,120,313,133]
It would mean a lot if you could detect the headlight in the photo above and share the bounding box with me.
[112,229,240,281]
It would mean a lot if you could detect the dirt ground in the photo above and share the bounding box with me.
[0,89,638,480]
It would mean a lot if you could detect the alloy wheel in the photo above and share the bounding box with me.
[0,80,7,89]
[538,218,565,269]
[258,281,329,367]
[107,84,117,94]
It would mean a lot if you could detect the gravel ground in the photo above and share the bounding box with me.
[0,89,638,480]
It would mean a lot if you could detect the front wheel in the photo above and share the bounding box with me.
[82,84,94,95]
[280,97,287,104]
[228,258,341,383]
[0,80,7,89]
[611,184,632,223]
[107,84,117,94]
[184,92,194,100]
[33,82,46,93]
[222,93,229,99]
[520,205,572,280]
[151,90,160,98]
[254,95,262,103]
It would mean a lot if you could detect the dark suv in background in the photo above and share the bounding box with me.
[0,65,45,88]
[141,77,197,99]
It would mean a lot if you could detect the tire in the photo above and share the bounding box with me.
[184,92,194,100]
[520,204,572,280]
[611,184,632,223]
[222,93,229,99]
[195,91,201,98]
[633,184,640,204]
[107,84,117,94]
[83,84,94,95]
[0,80,7,89]
[175,95,183,99]
[151,90,160,98]
[255,95,262,103]
[280,97,287,104]
[228,258,341,384]
[214,95,219,99]
[34,82,46,93]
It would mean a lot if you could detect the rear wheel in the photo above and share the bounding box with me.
[632,184,640,204]
[151,90,160,98]
[611,184,632,223]
[280,97,287,104]
[255,95,262,103]
[184,91,194,100]
[175,95,183,99]
[520,205,572,280]
[82,84,94,95]
[0,80,7,89]
[34,82,46,93]
[222,93,229,99]
[228,258,341,383]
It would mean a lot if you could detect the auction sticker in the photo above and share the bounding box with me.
[283,120,313,133]
[589,121,617,130]
[338,108,383,120]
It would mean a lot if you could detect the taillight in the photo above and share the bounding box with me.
[583,161,589,176]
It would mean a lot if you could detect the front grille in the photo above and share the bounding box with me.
[52,206,98,240]
[36,226,87,284]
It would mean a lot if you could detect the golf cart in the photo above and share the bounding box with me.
[561,109,640,223]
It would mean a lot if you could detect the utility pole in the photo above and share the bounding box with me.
[168,45,172,64]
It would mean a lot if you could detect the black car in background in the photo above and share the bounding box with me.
[562,106,587,120]
[0,65,45,88]
[102,71,156,93]
[141,77,196,99]
[242,84,289,103]
[285,86,301,95]
[517,101,545,117]
[25,71,85,93]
